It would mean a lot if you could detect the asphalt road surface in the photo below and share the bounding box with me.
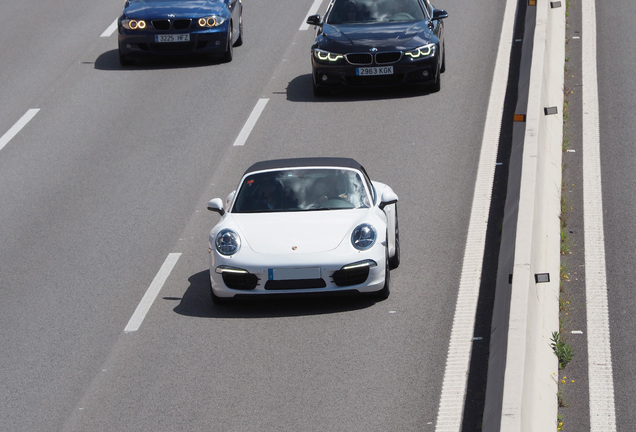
[0,0,510,431]
[560,1,636,431]
[597,2,636,431]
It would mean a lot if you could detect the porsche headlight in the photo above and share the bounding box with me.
[351,224,377,250]
[215,229,241,255]
[404,43,436,59]
[313,49,345,64]
[198,15,226,28]
[121,19,147,30]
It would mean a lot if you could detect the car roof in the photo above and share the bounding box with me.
[243,157,365,176]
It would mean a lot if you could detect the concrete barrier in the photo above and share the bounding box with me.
[482,1,565,431]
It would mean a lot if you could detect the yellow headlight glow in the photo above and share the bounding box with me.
[128,19,146,30]
[198,16,225,27]
[405,44,435,59]
[315,50,344,62]
[199,17,218,27]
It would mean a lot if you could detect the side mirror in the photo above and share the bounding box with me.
[432,9,448,21]
[207,198,225,215]
[379,189,398,210]
[306,14,321,26]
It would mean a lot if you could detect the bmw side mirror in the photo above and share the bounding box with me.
[432,9,448,21]
[207,198,225,215]
[306,14,321,26]
[379,189,398,210]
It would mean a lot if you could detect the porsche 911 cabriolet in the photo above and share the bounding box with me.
[306,0,448,95]
[207,157,400,303]
[118,0,243,65]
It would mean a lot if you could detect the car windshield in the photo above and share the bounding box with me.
[327,0,426,24]
[232,168,371,213]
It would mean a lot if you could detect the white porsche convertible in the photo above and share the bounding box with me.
[207,157,399,303]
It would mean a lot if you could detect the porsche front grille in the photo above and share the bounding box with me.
[264,279,327,290]
[221,272,259,290]
[332,266,370,287]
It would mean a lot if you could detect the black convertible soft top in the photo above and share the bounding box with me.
[243,157,366,176]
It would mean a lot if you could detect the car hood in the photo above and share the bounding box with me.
[123,0,225,18]
[318,22,436,51]
[229,210,371,254]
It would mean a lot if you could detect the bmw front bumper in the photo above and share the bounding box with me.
[311,53,440,89]
[118,27,230,59]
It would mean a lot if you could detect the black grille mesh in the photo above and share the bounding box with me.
[151,19,192,30]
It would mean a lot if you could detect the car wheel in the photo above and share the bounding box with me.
[235,13,243,47]
[222,25,233,62]
[429,67,441,92]
[376,250,390,300]
[440,42,446,73]
[388,205,400,270]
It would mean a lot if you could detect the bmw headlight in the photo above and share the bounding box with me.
[404,43,436,59]
[215,229,241,255]
[351,224,377,250]
[121,19,147,30]
[313,48,345,64]
[198,15,226,28]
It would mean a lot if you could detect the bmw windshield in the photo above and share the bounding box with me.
[327,0,426,24]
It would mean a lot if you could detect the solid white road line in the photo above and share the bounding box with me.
[124,253,181,333]
[299,0,325,31]
[233,98,269,147]
[582,0,617,430]
[0,109,40,152]
[101,19,118,38]
[433,0,517,430]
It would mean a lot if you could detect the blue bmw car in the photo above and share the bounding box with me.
[306,0,447,96]
[118,0,243,65]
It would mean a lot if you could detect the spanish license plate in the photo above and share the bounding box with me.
[268,267,321,280]
[155,34,190,43]
[356,66,394,76]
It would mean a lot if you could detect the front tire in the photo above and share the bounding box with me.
[388,206,400,270]
[376,253,390,300]
[222,25,233,63]
[235,13,243,47]
[429,66,441,92]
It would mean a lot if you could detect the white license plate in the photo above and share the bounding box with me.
[356,66,394,76]
[155,34,190,43]
[268,267,321,280]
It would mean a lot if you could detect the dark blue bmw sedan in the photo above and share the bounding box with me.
[118,0,243,65]
[306,0,447,96]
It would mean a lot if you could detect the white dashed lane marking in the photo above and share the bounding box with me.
[0,109,40,152]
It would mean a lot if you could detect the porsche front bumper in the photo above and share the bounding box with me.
[209,245,387,299]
